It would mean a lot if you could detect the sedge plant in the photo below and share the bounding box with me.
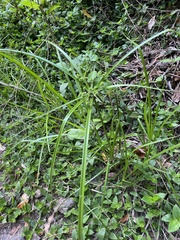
[1,28,180,239]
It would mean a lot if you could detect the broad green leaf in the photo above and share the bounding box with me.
[47,4,60,14]
[20,0,40,10]
[172,173,180,185]
[8,209,22,222]
[72,229,77,240]
[0,198,6,211]
[109,232,118,239]
[172,204,180,219]
[103,199,111,205]
[146,209,162,219]
[112,196,118,204]
[60,82,68,94]
[83,214,90,224]
[152,195,161,202]
[97,228,106,240]
[154,193,166,200]
[102,217,109,227]
[136,217,145,228]
[142,195,154,204]
[88,70,97,80]
[67,128,85,140]
[111,202,122,209]
[168,219,180,232]
[88,229,94,235]
[142,193,166,205]
[161,214,172,222]
[106,188,112,198]
[83,225,88,236]
[155,76,163,82]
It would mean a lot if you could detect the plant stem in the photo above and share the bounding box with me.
[78,98,93,240]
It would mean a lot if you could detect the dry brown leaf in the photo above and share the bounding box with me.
[82,9,92,19]
[102,152,108,162]
[161,159,172,168]
[17,193,29,209]
[126,138,146,159]
[173,71,180,81]
[44,197,74,234]
[172,83,180,103]
[108,172,116,178]
[134,148,146,159]
[44,213,55,234]
[148,16,156,30]
[120,214,129,223]
[24,222,29,227]
[162,161,172,168]
[54,197,74,214]
[0,143,6,154]
[10,225,22,235]
[35,189,42,199]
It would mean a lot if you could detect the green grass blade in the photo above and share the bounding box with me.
[0,51,84,122]
[105,29,172,77]
[47,40,83,77]
[0,52,68,103]
[78,99,93,240]
[0,48,76,80]
[49,98,85,191]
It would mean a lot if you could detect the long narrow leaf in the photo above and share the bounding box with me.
[105,29,172,77]
[0,51,84,122]
[49,98,85,190]
[78,99,93,240]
